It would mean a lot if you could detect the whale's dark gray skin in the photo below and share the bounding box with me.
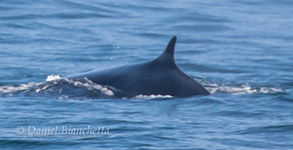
[69,36,210,97]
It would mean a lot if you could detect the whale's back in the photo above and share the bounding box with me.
[69,36,210,97]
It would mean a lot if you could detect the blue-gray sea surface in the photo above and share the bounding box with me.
[0,0,292,149]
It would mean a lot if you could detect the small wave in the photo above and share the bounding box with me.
[235,124,293,134]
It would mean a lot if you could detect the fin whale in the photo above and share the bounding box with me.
[70,36,210,97]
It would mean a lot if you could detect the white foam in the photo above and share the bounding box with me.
[46,75,61,82]
[207,84,256,94]
[45,75,114,96]
[63,78,114,96]
[259,87,282,93]
[202,81,282,95]
[0,82,41,94]
[35,84,50,93]
[0,75,115,97]
[134,94,173,99]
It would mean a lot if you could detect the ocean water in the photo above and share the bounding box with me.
[0,0,292,149]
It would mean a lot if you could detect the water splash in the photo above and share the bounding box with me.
[0,75,114,99]
[46,75,61,82]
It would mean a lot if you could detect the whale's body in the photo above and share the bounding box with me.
[70,36,210,97]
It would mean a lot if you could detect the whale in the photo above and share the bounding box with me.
[69,36,210,97]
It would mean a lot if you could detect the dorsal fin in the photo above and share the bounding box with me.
[154,36,177,65]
